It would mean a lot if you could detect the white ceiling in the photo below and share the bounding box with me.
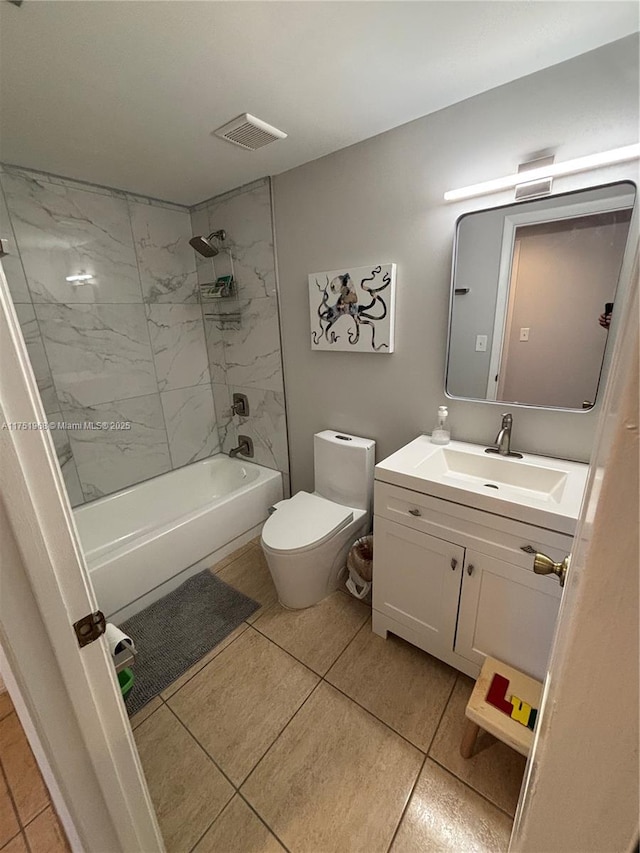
[0,1,637,206]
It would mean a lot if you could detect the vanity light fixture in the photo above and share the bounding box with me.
[65,273,94,283]
[443,143,640,202]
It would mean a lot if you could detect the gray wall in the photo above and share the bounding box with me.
[272,36,640,493]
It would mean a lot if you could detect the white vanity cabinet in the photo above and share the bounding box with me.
[373,517,465,664]
[372,480,569,681]
[455,549,562,679]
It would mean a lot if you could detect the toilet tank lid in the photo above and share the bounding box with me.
[315,430,375,450]
[262,491,353,552]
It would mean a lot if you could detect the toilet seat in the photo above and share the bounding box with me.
[261,491,353,554]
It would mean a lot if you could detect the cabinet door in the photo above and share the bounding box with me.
[455,549,562,681]
[373,516,464,659]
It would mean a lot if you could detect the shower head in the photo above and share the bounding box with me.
[189,230,226,258]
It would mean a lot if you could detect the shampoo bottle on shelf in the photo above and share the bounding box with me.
[431,405,451,445]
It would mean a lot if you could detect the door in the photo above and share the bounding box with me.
[0,267,164,851]
[455,550,561,681]
[373,517,464,659]
[509,243,639,851]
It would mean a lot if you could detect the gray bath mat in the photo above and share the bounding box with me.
[121,570,259,716]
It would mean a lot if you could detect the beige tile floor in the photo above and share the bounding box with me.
[133,539,524,853]
[0,693,69,853]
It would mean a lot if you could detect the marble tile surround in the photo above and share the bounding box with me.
[0,180,30,304]
[13,303,58,415]
[35,303,158,407]
[129,201,198,303]
[48,412,85,507]
[193,180,277,301]
[161,385,220,468]
[1,166,219,504]
[1,170,142,304]
[194,179,289,476]
[146,304,210,392]
[62,395,172,501]
[2,167,289,503]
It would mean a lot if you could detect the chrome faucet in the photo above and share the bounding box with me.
[485,413,523,458]
[229,435,254,458]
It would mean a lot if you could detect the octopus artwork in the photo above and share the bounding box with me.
[308,263,396,352]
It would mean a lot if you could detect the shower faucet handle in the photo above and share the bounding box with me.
[231,393,249,417]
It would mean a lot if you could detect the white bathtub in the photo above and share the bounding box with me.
[74,455,283,621]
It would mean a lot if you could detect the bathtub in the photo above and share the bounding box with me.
[74,455,283,621]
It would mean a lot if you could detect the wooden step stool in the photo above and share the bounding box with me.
[461,656,543,759]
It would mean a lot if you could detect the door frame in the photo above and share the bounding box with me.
[0,267,164,851]
[486,191,635,400]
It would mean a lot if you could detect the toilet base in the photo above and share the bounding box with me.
[261,517,367,609]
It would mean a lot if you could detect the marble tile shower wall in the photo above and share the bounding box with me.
[0,166,219,506]
[191,179,289,493]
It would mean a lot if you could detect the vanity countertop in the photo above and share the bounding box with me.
[375,436,589,535]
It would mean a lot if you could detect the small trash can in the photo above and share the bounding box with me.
[118,667,135,700]
[346,535,373,602]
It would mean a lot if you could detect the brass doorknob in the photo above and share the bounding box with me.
[521,545,570,586]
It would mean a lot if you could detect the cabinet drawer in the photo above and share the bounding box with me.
[374,480,573,569]
[375,481,438,533]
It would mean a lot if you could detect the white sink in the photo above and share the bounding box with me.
[375,437,589,533]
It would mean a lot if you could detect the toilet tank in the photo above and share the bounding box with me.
[314,431,375,511]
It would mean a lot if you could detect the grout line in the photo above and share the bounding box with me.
[0,831,22,852]
[163,702,238,792]
[184,793,235,853]
[160,622,250,701]
[379,671,463,851]
[424,672,459,756]
[0,759,22,835]
[1,162,188,211]
[237,605,441,756]
[226,629,322,788]
[237,678,324,792]
[319,679,428,756]
[0,742,49,845]
[425,672,520,820]
[249,598,370,677]
[22,801,51,829]
[21,830,33,853]
[321,608,371,673]
[237,791,293,853]
[128,696,166,731]
[428,756,517,821]
[385,753,427,853]
[248,618,327,674]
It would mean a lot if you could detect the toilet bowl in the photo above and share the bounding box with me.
[260,431,375,609]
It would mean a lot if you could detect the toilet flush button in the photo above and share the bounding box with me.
[335,435,352,440]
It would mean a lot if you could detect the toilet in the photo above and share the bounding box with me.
[261,430,375,609]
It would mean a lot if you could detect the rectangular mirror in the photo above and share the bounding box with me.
[446,181,636,410]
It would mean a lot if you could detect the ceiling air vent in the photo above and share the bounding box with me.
[214,113,287,151]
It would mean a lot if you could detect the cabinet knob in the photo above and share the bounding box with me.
[408,508,422,517]
[467,564,474,576]
[450,558,458,570]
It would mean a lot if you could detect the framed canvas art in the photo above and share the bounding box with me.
[308,263,396,353]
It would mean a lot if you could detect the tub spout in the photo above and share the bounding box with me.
[229,435,254,458]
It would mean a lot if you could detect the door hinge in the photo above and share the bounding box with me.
[73,610,106,647]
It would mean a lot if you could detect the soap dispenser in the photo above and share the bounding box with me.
[431,405,451,445]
